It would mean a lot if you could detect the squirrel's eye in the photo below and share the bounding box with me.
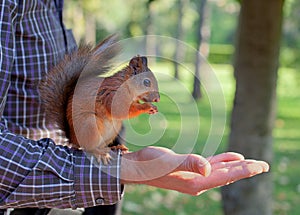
[143,79,151,87]
[133,70,137,75]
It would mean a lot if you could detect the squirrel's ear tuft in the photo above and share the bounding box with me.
[141,56,148,67]
[129,56,148,71]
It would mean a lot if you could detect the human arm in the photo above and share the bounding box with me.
[0,1,122,209]
[120,146,269,195]
[0,129,123,209]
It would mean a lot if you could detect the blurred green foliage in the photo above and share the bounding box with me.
[64,0,300,68]
[208,44,234,64]
[64,0,239,64]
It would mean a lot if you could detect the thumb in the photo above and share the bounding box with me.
[175,154,211,177]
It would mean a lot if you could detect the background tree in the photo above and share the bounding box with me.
[192,0,211,100]
[145,0,156,57]
[281,0,300,68]
[173,0,187,79]
[221,0,284,214]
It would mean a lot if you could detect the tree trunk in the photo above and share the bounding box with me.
[221,1,284,215]
[173,0,186,79]
[192,0,210,100]
[145,0,156,58]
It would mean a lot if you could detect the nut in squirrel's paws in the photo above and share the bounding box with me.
[134,91,160,115]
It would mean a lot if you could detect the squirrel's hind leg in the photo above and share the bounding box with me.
[109,144,128,153]
[89,144,128,165]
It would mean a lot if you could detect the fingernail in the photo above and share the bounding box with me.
[263,161,270,172]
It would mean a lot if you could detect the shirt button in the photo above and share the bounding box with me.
[95,197,104,204]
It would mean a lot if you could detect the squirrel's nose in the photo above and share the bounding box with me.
[152,92,160,102]
[141,91,160,103]
[153,97,160,102]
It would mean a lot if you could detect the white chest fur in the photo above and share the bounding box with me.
[99,118,122,146]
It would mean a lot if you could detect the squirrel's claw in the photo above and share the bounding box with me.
[99,154,112,165]
[89,147,112,165]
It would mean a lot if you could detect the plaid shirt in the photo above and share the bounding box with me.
[0,0,122,209]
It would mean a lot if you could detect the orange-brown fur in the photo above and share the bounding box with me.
[39,35,160,164]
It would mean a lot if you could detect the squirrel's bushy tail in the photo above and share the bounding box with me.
[39,34,120,134]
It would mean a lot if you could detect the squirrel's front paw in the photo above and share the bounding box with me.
[128,103,158,118]
[148,104,158,114]
[140,102,157,114]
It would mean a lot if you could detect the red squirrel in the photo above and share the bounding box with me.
[39,35,160,164]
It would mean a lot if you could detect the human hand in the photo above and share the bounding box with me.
[163,152,270,195]
[120,146,269,195]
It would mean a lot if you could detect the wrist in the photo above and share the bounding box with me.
[119,146,181,184]
[120,151,139,184]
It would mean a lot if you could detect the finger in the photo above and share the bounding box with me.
[138,147,212,176]
[206,152,245,164]
[146,159,270,196]
[200,160,270,190]
[239,159,270,173]
[211,159,270,173]
[220,160,269,183]
[175,154,212,177]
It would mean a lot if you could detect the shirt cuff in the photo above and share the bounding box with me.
[72,149,123,209]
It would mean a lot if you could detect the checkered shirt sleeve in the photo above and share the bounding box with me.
[0,0,123,209]
[0,131,123,209]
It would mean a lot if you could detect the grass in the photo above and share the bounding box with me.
[121,62,300,215]
[273,67,300,215]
